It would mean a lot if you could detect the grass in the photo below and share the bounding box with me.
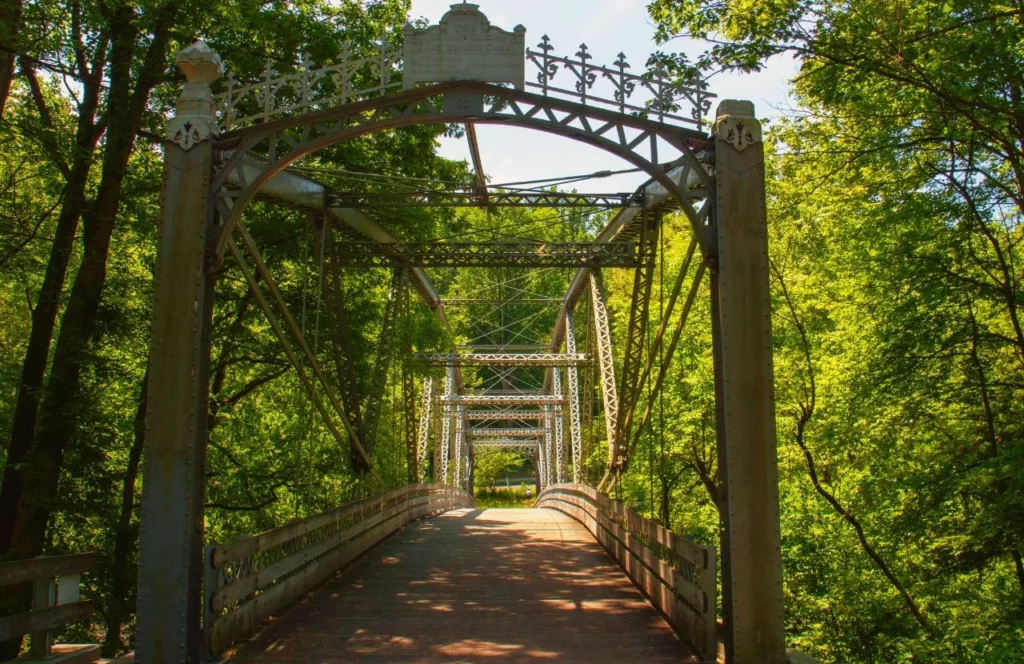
[473,487,537,508]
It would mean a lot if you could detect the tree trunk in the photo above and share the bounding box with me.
[101,367,147,657]
[7,0,178,571]
[0,81,102,554]
[0,0,22,119]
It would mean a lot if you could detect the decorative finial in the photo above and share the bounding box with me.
[167,40,223,150]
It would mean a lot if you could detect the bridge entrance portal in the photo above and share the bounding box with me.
[141,5,784,662]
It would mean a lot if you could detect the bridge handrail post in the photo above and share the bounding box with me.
[0,553,98,661]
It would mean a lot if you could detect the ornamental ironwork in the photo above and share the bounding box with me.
[526,37,713,127]
[211,5,713,132]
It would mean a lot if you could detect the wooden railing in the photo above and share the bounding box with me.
[204,483,474,656]
[0,553,99,663]
[536,484,717,663]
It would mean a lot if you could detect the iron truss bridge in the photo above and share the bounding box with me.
[469,428,544,437]
[462,410,546,421]
[327,191,637,209]
[417,352,589,367]
[332,241,641,268]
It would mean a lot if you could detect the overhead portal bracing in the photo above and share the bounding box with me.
[140,4,787,663]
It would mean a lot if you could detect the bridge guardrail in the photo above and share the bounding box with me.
[204,483,473,657]
[0,552,99,662]
[536,484,716,663]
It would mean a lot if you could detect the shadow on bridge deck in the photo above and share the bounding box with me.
[227,507,698,662]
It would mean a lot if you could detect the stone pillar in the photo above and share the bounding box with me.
[709,100,786,663]
[136,41,222,664]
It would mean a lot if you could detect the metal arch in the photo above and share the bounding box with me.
[564,311,583,483]
[415,376,433,482]
[589,270,620,468]
[210,81,713,264]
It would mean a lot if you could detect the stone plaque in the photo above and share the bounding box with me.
[403,3,526,90]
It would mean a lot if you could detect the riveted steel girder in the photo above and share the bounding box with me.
[589,271,620,466]
[440,366,454,484]
[469,428,544,437]
[440,394,564,405]
[333,241,638,269]
[565,311,584,483]
[362,269,407,464]
[415,376,433,482]
[417,352,589,367]
[463,410,546,420]
[553,369,565,483]
[328,190,635,209]
[614,215,659,471]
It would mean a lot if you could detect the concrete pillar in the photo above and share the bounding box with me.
[136,41,222,664]
[709,100,786,663]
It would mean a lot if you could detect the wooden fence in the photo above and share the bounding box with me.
[204,484,474,656]
[0,553,99,663]
[536,483,717,663]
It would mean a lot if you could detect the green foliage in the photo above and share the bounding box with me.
[474,487,535,509]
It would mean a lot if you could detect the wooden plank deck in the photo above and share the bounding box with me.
[227,508,698,662]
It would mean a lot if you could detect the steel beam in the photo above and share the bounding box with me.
[440,366,454,484]
[553,370,565,483]
[463,410,546,420]
[565,311,583,483]
[466,123,489,205]
[333,241,638,268]
[453,404,464,487]
[711,100,785,663]
[469,428,544,437]
[613,215,659,471]
[362,269,406,463]
[458,344,549,351]
[589,271,620,467]
[415,376,433,482]
[440,394,564,405]
[417,352,588,367]
[328,190,634,208]
[543,405,554,487]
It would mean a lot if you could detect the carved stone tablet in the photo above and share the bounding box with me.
[403,3,526,90]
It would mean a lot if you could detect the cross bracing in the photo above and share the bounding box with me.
[439,394,564,406]
[331,241,640,268]
[327,190,638,209]
[468,428,544,437]
[417,353,589,367]
[462,410,546,421]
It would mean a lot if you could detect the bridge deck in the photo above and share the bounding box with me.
[228,508,697,662]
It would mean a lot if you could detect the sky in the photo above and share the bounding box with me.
[406,0,799,193]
